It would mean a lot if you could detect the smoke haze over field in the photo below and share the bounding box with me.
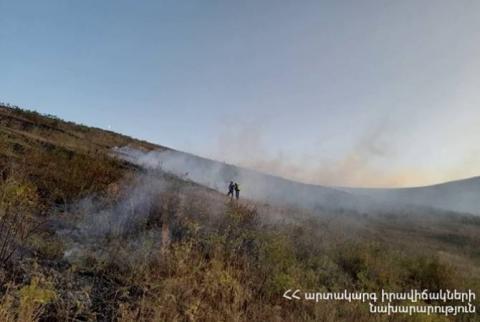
[115,147,480,215]
[207,119,480,188]
[115,146,363,211]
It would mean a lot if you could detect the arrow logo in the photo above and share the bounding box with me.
[283,289,301,300]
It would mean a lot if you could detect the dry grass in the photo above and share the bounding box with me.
[0,104,478,321]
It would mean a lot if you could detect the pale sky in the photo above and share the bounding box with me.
[1,0,479,187]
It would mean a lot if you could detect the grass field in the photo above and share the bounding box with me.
[0,103,478,321]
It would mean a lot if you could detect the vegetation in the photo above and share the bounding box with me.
[0,104,478,321]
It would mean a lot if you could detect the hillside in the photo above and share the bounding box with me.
[344,177,480,215]
[115,146,365,211]
[0,104,479,321]
[115,146,480,215]
[0,104,161,158]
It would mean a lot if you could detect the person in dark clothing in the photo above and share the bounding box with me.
[227,181,235,199]
[234,182,240,200]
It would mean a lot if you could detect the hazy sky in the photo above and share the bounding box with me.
[1,0,480,187]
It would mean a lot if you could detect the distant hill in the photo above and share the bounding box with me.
[342,177,480,215]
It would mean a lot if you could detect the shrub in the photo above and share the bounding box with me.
[0,169,40,263]
[0,271,56,322]
[403,256,455,292]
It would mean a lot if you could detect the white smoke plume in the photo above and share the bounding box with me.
[114,146,480,216]
[113,146,368,211]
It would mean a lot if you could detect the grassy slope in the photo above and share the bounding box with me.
[0,104,161,155]
[0,104,479,321]
[0,104,165,207]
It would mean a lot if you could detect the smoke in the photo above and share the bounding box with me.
[206,118,480,188]
[113,146,370,212]
[114,146,480,216]
[57,143,479,263]
[56,174,168,262]
[115,147,230,191]
[206,121,418,188]
[57,160,235,263]
[72,175,169,238]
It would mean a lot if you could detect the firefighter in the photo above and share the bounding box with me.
[227,181,235,199]
[234,182,240,200]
